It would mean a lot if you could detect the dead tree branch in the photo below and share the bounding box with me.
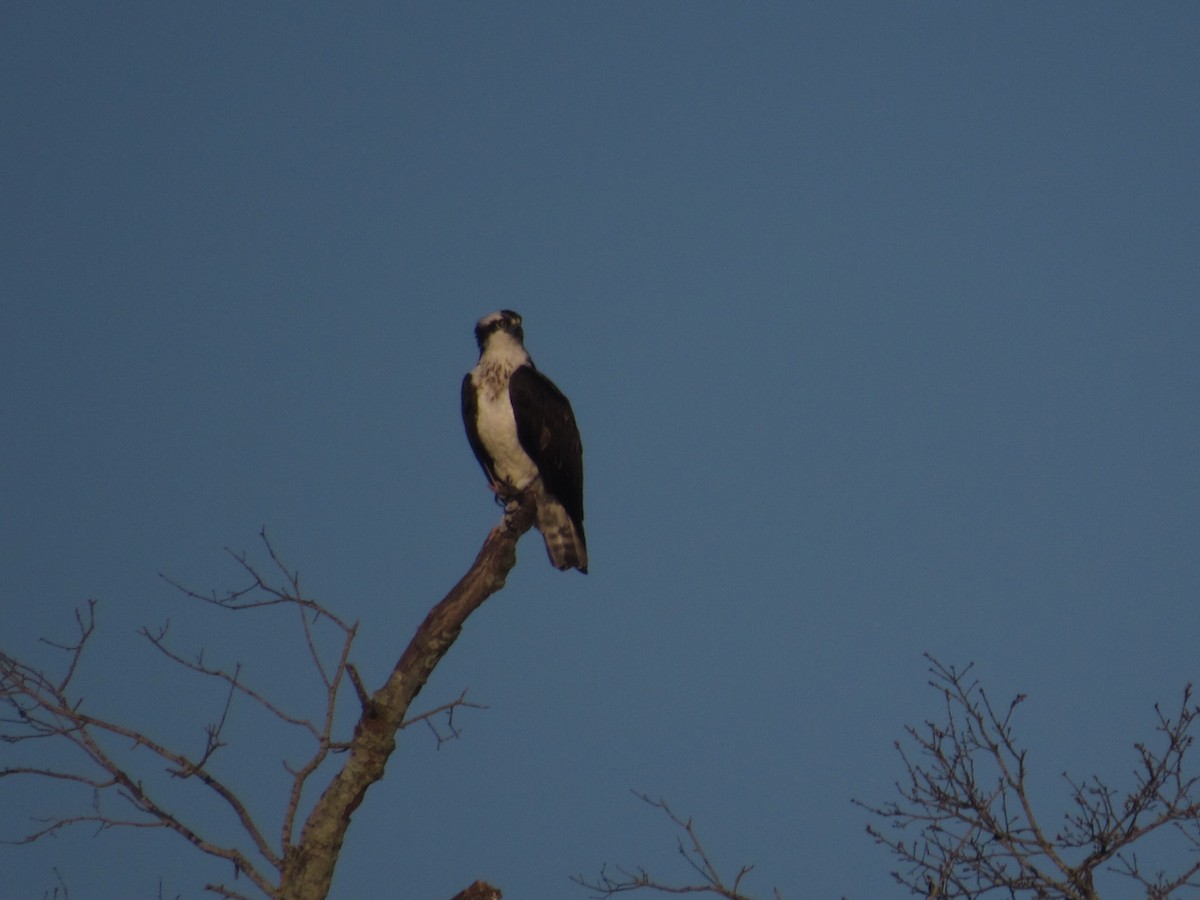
[857,654,1200,898]
[573,792,782,900]
[1,626,279,895]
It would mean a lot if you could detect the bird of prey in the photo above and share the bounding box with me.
[462,310,587,573]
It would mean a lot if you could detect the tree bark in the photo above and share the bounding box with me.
[277,496,535,900]
[449,881,502,900]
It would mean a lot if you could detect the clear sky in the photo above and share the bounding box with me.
[2,4,1198,898]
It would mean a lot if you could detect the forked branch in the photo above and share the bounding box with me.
[573,792,782,900]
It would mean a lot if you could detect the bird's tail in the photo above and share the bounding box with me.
[534,486,588,573]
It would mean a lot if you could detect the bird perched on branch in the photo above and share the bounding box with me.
[462,310,587,573]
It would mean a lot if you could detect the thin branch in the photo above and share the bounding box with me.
[573,792,775,900]
[139,621,322,738]
[1,653,279,893]
[280,602,358,852]
[157,530,352,636]
[5,651,278,867]
[402,689,489,749]
[345,663,369,709]
[35,599,97,693]
[204,884,257,900]
[42,866,70,900]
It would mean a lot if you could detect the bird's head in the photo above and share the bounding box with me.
[474,309,525,352]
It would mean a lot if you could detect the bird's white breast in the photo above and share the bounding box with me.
[472,361,539,492]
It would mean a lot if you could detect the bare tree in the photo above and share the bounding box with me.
[572,792,783,900]
[858,655,1200,898]
[0,496,538,900]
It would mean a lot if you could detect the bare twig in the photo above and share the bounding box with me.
[157,529,352,634]
[345,663,369,709]
[573,792,779,900]
[402,689,489,749]
[41,866,70,900]
[139,626,325,739]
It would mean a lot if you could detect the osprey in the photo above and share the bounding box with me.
[462,310,588,573]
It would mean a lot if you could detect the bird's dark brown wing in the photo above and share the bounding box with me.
[508,365,585,533]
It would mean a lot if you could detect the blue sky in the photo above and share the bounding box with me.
[2,4,1198,898]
